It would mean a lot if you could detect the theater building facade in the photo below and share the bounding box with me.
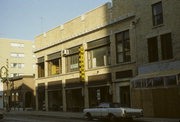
[34,0,180,118]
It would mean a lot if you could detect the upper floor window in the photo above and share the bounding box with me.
[116,30,131,63]
[11,63,25,68]
[66,46,80,72]
[152,2,163,26]
[10,43,24,48]
[148,37,159,62]
[147,33,173,63]
[87,37,110,69]
[32,45,35,48]
[160,33,173,60]
[37,57,45,78]
[10,53,25,58]
[47,51,62,75]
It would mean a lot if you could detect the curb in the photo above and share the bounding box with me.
[4,111,84,120]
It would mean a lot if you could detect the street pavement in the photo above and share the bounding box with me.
[0,114,94,122]
[0,110,180,122]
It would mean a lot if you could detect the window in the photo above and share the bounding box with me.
[67,54,79,72]
[88,46,110,68]
[148,37,159,62]
[87,37,110,68]
[116,30,131,63]
[11,63,25,68]
[11,43,24,48]
[116,70,133,79]
[32,45,35,48]
[37,57,45,78]
[10,53,24,58]
[152,2,163,26]
[160,33,173,60]
[66,46,80,72]
[32,64,36,69]
[153,77,164,87]
[165,76,177,86]
[48,59,61,75]
[38,63,45,77]
[15,93,19,102]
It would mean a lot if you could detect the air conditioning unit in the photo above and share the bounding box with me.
[62,49,70,56]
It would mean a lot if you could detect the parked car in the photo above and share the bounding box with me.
[83,102,143,122]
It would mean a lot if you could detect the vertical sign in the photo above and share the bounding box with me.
[79,46,85,82]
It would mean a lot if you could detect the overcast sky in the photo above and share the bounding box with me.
[0,0,111,41]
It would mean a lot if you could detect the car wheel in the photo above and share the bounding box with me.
[85,113,92,121]
[109,114,116,122]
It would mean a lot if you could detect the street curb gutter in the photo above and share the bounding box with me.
[3,111,84,120]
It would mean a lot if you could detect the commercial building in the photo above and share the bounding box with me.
[34,0,180,118]
[0,38,36,109]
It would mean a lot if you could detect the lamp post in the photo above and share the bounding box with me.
[0,65,10,111]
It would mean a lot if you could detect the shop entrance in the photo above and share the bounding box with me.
[66,88,84,112]
[48,90,62,111]
[37,84,45,111]
[119,86,130,107]
[88,86,112,108]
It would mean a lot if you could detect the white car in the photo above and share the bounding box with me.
[83,102,143,122]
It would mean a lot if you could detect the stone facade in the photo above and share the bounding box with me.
[34,0,180,118]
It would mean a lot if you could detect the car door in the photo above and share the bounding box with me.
[99,103,110,117]
[91,107,102,118]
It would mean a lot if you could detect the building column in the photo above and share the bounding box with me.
[45,82,48,111]
[110,33,116,65]
[110,33,117,102]
[62,80,66,112]
[61,54,67,111]
[83,43,89,108]
[44,56,48,77]
[35,83,38,111]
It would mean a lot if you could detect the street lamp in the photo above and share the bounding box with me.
[0,66,10,111]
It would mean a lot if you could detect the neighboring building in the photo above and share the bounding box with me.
[0,38,36,109]
[0,38,36,77]
[130,0,180,118]
[3,76,35,110]
[34,0,180,118]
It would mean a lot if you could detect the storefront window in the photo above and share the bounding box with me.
[165,75,177,86]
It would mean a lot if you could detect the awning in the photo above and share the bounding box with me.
[132,70,180,81]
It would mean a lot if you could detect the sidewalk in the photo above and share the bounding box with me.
[3,110,84,119]
[2,110,180,122]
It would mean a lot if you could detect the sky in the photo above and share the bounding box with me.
[0,0,111,41]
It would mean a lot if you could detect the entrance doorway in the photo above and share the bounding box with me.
[38,86,45,111]
[66,88,84,112]
[48,90,63,111]
[25,91,33,108]
[88,86,112,108]
[119,86,130,107]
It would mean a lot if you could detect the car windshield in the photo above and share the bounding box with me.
[110,103,121,108]
[98,103,110,108]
